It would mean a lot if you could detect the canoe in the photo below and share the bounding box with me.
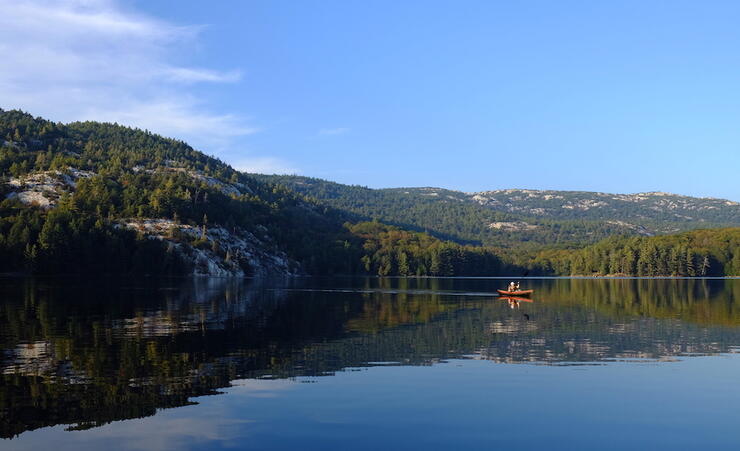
[497,289,533,297]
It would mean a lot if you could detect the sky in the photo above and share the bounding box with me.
[2,0,740,200]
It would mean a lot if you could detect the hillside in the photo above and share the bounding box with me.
[255,175,740,248]
[0,109,511,277]
[4,109,737,277]
[0,109,362,276]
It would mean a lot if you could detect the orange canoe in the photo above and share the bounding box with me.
[497,289,534,297]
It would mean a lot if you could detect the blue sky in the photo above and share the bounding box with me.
[2,1,740,200]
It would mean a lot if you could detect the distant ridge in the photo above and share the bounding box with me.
[472,188,738,204]
[254,175,740,248]
[452,187,738,199]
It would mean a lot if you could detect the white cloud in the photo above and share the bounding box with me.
[85,98,258,149]
[318,127,350,136]
[0,0,273,163]
[162,67,243,84]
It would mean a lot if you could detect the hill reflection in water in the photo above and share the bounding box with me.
[1,277,740,440]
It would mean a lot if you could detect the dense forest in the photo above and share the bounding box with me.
[0,109,357,275]
[2,109,739,277]
[347,221,513,276]
[252,175,650,248]
[254,175,740,248]
[517,228,740,277]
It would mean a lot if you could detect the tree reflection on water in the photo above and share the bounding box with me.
[1,277,739,439]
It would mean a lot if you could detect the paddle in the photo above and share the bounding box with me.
[516,270,530,290]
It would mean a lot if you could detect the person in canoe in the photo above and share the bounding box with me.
[498,284,534,297]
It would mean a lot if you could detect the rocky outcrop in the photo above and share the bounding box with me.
[488,221,539,231]
[4,168,94,208]
[2,167,300,277]
[118,218,301,277]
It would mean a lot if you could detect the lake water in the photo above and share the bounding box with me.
[2,277,740,450]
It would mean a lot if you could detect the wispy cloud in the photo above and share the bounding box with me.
[0,0,260,156]
[163,67,243,84]
[318,127,350,136]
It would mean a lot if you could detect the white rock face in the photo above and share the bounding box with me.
[488,221,539,231]
[5,191,53,208]
[467,188,740,219]
[4,169,94,208]
[119,218,300,277]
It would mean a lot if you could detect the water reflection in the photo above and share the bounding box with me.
[1,277,739,439]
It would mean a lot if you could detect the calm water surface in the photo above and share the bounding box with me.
[2,277,740,450]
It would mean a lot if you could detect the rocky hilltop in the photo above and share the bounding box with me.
[469,189,740,223]
[257,175,740,247]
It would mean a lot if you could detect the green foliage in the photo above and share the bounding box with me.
[3,108,738,278]
[516,228,740,276]
[0,107,523,277]
[2,109,503,276]
[0,197,189,275]
[0,109,359,275]
[346,221,513,276]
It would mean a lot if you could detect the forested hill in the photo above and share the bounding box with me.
[0,109,513,277]
[254,175,740,248]
[517,227,740,277]
[0,109,357,276]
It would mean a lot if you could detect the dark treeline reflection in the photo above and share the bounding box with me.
[1,277,740,439]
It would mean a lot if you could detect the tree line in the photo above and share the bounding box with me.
[515,228,740,277]
[346,221,515,276]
